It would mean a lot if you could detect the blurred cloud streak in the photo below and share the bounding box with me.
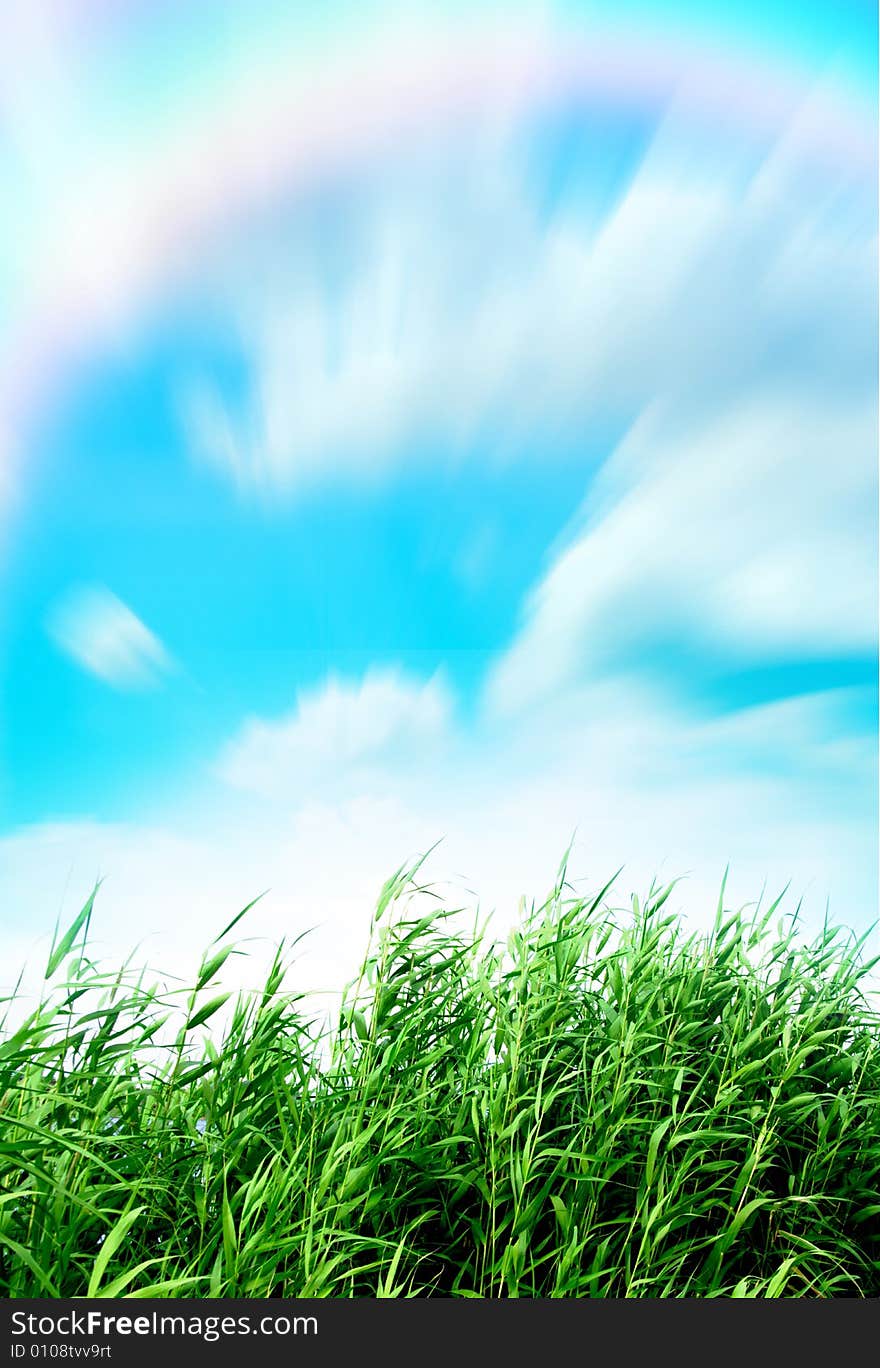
[46,584,172,689]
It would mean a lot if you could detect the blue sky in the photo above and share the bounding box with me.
[0,1,876,987]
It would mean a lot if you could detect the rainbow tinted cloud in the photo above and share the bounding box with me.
[0,2,875,983]
[0,4,873,460]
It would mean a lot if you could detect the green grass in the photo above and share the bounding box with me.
[1,859,878,1298]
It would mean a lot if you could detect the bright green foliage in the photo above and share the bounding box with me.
[1,864,878,1298]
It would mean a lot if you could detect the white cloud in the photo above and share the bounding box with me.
[46,584,172,689]
[180,80,874,496]
[218,668,453,799]
[488,395,877,715]
[146,672,880,955]
[1,674,875,1005]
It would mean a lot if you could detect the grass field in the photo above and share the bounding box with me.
[1,859,878,1298]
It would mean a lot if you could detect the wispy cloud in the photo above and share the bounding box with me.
[218,668,453,798]
[488,395,878,716]
[178,83,874,499]
[46,584,172,689]
[1,670,874,998]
